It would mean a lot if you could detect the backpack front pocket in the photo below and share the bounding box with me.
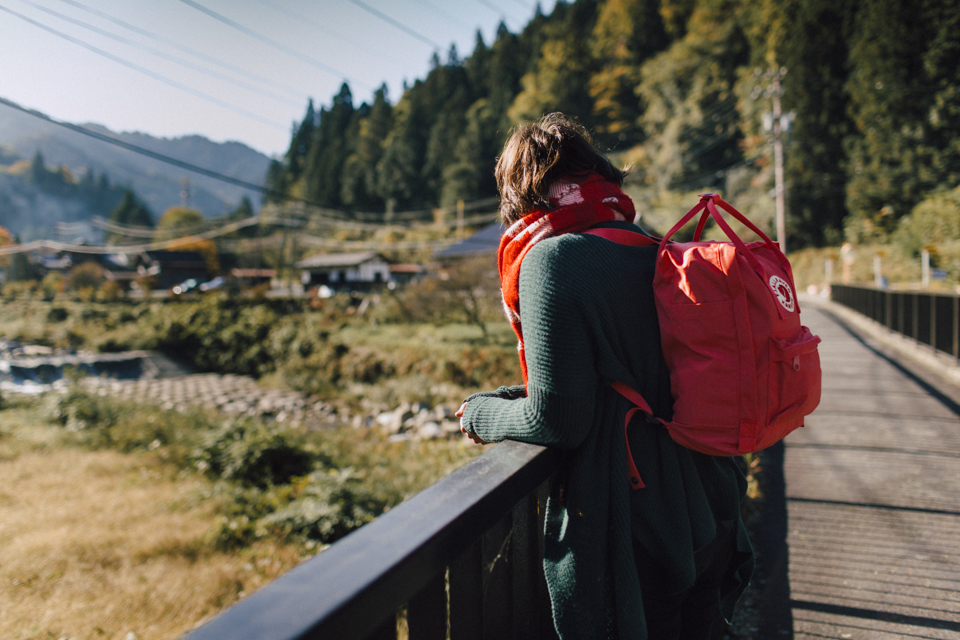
[767,325,822,425]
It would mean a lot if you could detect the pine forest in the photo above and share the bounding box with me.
[263,0,959,254]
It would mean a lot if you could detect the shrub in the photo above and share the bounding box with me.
[46,306,69,322]
[40,272,64,300]
[194,418,316,488]
[893,185,960,258]
[258,469,386,543]
[67,262,105,292]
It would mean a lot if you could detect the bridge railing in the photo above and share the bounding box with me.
[182,440,562,640]
[830,284,960,362]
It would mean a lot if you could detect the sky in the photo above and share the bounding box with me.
[1,0,557,157]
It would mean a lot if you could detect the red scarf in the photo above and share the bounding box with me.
[497,172,636,384]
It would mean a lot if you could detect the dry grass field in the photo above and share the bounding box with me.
[0,408,306,640]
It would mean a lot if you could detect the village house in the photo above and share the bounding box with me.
[296,251,392,289]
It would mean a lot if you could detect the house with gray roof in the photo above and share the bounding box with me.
[296,251,391,289]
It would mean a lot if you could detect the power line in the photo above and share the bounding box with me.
[0,3,289,131]
[405,0,472,31]
[176,0,373,92]
[473,0,518,19]
[344,0,442,50]
[0,95,279,193]
[18,0,302,108]
[251,0,404,76]
[54,0,307,104]
[0,215,261,256]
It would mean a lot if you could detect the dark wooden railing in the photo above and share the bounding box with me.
[182,440,562,640]
[831,284,960,361]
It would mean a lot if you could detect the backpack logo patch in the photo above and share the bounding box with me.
[769,275,795,313]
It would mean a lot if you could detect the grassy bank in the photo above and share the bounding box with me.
[0,392,482,639]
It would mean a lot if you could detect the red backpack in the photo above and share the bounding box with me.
[588,193,822,489]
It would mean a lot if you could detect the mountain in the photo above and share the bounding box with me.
[0,99,273,241]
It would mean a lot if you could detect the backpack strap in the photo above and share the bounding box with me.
[585,228,664,491]
[610,382,666,490]
[584,227,659,247]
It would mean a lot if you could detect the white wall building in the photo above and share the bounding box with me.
[296,252,391,288]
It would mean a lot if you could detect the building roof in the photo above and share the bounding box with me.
[389,263,426,274]
[230,268,277,278]
[433,223,505,259]
[295,252,385,269]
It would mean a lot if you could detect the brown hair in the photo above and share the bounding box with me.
[495,113,626,225]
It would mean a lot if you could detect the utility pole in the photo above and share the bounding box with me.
[771,68,786,254]
[758,67,789,254]
[764,67,790,253]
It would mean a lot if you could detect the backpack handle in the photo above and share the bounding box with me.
[660,194,787,274]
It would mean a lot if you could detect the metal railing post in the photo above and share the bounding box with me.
[913,293,920,344]
[954,295,960,364]
[886,290,892,330]
[931,294,937,353]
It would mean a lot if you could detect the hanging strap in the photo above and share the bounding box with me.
[611,382,660,490]
[584,227,662,490]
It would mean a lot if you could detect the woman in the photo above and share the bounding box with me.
[457,113,753,640]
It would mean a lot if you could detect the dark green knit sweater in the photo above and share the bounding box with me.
[462,222,754,640]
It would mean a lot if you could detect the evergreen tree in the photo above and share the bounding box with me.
[440,98,499,207]
[29,150,47,185]
[109,189,154,227]
[288,100,317,183]
[483,23,529,134]
[508,0,600,127]
[589,0,669,146]
[341,85,393,211]
[422,64,472,199]
[229,195,254,221]
[779,0,856,247]
[637,0,749,191]
[376,97,422,214]
[843,0,960,239]
[303,84,355,207]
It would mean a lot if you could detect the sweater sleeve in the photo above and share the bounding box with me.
[462,240,599,449]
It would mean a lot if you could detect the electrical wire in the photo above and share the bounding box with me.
[176,0,373,92]
[0,95,284,194]
[0,215,261,255]
[57,0,306,101]
[344,0,442,50]
[473,0,526,21]
[18,0,302,108]
[251,0,405,77]
[0,4,289,131]
[91,217,202,238]
[405,0,472,31]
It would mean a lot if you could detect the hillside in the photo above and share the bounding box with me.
[0,100,273,240]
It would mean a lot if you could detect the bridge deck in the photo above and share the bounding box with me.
[785,303,960,639]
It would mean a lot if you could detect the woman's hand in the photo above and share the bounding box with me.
[456,402,488,445]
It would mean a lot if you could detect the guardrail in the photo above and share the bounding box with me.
[830,284,960,361]
[182,440,562,640]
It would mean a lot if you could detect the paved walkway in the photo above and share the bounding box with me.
[785,303,960,639]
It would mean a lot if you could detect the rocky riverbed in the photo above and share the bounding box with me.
[1,343,464,440]
[82,374,463,440]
